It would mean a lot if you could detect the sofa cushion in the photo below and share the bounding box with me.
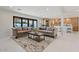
[47,27,54,31]
[17,30,31,33]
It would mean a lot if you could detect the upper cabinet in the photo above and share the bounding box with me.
[41,18,61,27]
[49,18,61,27]
[41,18,49,26]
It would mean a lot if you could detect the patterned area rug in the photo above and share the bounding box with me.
[13,37,53,52]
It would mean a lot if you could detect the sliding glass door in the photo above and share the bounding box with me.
[14,18,21,28]
[29,20,33,28]
[22,19,28,27]
[34,21,37,28]
[29,20,37,28]
[13,16,38,28]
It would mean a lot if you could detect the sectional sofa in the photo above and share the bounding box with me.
[12,27,57,38]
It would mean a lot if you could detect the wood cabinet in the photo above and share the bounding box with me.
[70,17,78,31]
[41,18,61,27]
[64,18,71,25]
[49,18,61,27]
[64,17,79,31]
[41,17,79,32]
[42,18,49,26]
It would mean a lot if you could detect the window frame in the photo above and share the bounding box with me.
[13,16,38,28]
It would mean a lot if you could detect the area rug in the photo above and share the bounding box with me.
[13,37,53,52]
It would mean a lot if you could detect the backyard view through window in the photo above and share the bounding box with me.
[14,18,21,27]
[13,16,38,28]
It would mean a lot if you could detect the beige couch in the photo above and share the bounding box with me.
[12,27,31,38]
[38,27,57,38]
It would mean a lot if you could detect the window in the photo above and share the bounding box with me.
[13,16,38,28]
[22,19,28,27]
[29,20,33,28]
[13,18,21,28]
[34,21,37,28]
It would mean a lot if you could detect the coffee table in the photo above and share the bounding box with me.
[28,32,45,42]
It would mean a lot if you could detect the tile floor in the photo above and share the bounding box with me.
[0,32,79,52]
[0,37,26,52]
[44,32,79,52]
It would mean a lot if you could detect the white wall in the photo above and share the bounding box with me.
[0,9,41,39]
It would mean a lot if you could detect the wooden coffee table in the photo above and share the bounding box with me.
[28,32,45,42]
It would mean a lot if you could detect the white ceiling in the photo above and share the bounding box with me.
[63,6,79,13]
[0,6,79,18]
